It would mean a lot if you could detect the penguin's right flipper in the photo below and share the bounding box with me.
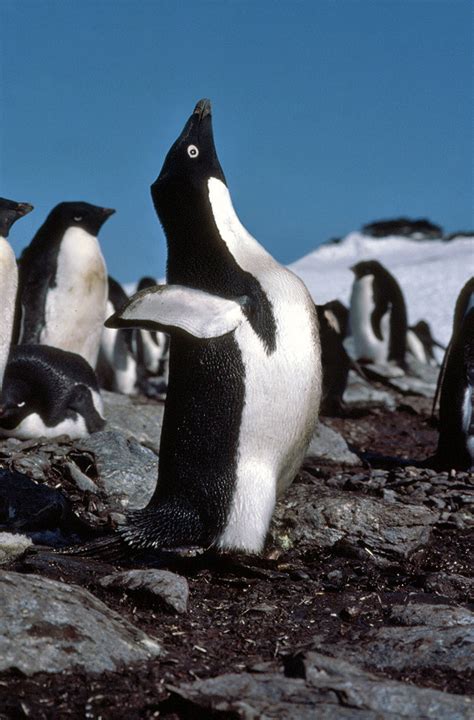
[105,284,248,339]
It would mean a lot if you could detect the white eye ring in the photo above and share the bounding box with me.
[187,145,199,158]
[17,401,25,408]
[74,216,83,222]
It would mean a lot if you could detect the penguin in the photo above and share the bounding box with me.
[0,344,105,440]
[0,197,33,383]
[435,278,474,471]
[135,276,170,378]
[18,202,114,368]
[104,98,321,555]
[349,260,407,367]
[406,320,444,366]
[97,276,140,395]
[316,301,351,415]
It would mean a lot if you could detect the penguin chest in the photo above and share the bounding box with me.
[462,385,474,464]
[0,238,18,382]
[350,276,390,363]
[41,228,107,367]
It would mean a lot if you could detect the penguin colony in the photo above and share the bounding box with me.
[0,99,471,558]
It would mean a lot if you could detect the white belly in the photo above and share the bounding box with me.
[350,275,390,363]
[40,227,107,368]
[0,237,18,386]
[100,302,138,394]
[218,270,321,552]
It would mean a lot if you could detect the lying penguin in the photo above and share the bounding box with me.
[0,345,105,440]
[0,197,33,382]
[434,277,474,471]
[103,98,321,555]
[18,201,114,368]
[349,260,407,367]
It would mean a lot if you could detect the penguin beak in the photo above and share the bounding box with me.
[101,207,116,218]
[193,98,211,120]
[16,203,34,218]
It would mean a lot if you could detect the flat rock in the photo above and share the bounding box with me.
[102,391,164,453]
[343,372,396,411]
[271,484,438,563]
[306,423,361,466]
[99,569,189,614]
[0,532,32,564]
[424,572,474,600]
[167,650,473,719]
[311,603,474,674]
[0,571,162,674]
[76,431,158,510]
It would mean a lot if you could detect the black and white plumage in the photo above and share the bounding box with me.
[316,301,351,415]
[0,197,33,383]
[106,98,321,554]
[0,345,105,440]
[435,278,474,471]
[98,276,140,395]
[18,201,114,368]
[349,260,407,367]
[406,320,444,366]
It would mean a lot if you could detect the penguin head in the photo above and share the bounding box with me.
[45,201,115,237]
[151,99,226,219]
[0,379,36,430]
[350,260,385,280]
[0,198,33,238]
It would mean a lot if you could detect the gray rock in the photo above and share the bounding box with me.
[343,372,396,411]
[0,571,162,674]
[99,569,189,614]
[360,362,437,398]
[306,423,361,466]
[76,431,158,510]
[102,391,164,453]
[0,533,32,564]
[167,650,473,719]
[271,484,438,564]
[66,461,100,494]
[311,603,474,674]
[424,572,474,600]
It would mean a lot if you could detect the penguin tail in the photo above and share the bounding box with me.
[56,534,133,562]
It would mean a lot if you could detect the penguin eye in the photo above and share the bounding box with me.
[74,216,83,222]
[187,145,199,159]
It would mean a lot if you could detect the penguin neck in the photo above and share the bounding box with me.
[159,177,273,288]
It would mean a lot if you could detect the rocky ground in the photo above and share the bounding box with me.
[0,372,472,719]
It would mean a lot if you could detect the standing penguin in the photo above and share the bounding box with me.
[0,197,33,383]
[435,278,474,471]
[97,276,140,395]
[18,202,114,368]
[316,301,351,415]
[407,320,444,366]
[349,260,407,367]
[0,344,105,440]
[105,98,321,555]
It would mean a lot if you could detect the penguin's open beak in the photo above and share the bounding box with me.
[193,98,211,120]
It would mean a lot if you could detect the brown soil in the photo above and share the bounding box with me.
[1,396,472,719]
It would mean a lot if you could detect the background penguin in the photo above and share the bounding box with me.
[407,319,445,366]
[104,98,321,556]
[0,344,105,440]
[18,201,114,368]
[0,197,33,383]
[134,276,170,398]
[97,276,140,395]
[349,259,407,367]
[316,300,351,415]
[434,277,474,471]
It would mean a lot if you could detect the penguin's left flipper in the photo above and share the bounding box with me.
[105,284,248,339]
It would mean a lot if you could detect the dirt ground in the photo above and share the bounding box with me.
[0,395,472,719]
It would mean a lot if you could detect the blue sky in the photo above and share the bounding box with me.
[1,0,472,283]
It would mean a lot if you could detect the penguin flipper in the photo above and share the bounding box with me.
[370,299,389,341]
[105,284,247,339]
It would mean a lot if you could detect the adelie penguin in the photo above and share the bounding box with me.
[0,197,33,383]
[18,201,114,368]
[105,98,321,555]
[0,344,105,440]
[349,260,407,367]
[434,277,474,471]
